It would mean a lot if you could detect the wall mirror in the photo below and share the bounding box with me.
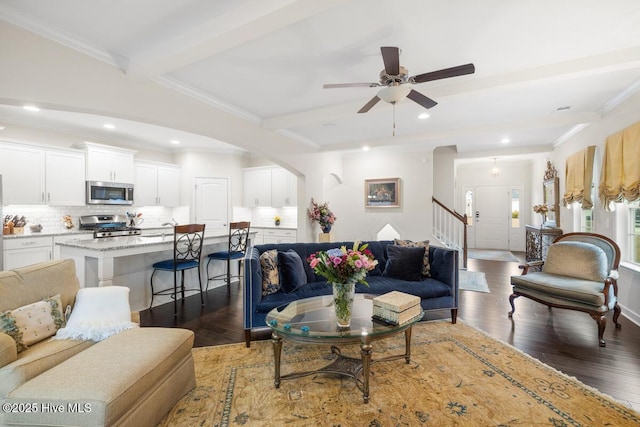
[543,161,560,227]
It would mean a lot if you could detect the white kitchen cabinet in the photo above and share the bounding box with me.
[271,168,297,207]
[45,150,86,205]
[3,236,53,270]
[243,168,272,207]
[0,142,85,206]
[0,143,44,205]
[80,142,136,183]
[253,228,297,244]
[135,161,180,207]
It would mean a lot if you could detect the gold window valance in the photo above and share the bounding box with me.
[598,121,640,210]
[563,146,596,209]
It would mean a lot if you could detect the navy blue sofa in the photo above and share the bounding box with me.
[243,240,459,346]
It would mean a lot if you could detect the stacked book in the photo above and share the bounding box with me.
[372,291,422,326]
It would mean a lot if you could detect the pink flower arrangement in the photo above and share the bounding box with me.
[308,242,378,286]
[307,198,336,228]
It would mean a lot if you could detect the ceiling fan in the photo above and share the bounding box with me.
[324,46,475,113]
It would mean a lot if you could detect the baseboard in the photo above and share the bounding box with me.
[620,303,640,327]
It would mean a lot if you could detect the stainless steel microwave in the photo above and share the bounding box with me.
[86,181,134,205]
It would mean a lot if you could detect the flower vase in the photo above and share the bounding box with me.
[321,224,332,233]
[540,214,546,228]
[275,219,280,226]
[332,281,356,327]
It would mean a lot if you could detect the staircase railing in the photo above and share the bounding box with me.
[432,197,468,269]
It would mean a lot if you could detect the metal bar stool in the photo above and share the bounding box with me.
[150,224,206,316]
[206,221,250,294]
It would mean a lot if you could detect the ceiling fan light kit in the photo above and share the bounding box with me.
[324,46,475,114]
[378,85,411,104]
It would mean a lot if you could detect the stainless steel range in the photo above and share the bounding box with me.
[79,214,142,238]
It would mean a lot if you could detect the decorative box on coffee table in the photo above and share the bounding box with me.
[372,291,422,326]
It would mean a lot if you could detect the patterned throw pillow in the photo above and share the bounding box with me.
[0,294,65,353]
[394,239,430,277]
[260,250,281,296]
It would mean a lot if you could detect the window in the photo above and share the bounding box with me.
[511,188,520,228]
[465,190,473,226]
[581,208,594,232]
[629,202,640,265]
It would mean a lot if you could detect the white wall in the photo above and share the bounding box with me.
[324,149,434,243]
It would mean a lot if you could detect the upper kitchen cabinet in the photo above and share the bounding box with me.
[45,150,86,205]
[271,167,297,207]
[243,167,272,207]
[0,142,85,206]
[135,161,180,207]
[77,142,136,183]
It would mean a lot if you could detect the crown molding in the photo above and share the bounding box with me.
[153,75,261,124]
[0,5,128,70]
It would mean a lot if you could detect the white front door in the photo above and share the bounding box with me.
[194,177,228,235]
[475,185,509,250]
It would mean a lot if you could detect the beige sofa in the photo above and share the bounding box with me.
[0,259,195,426]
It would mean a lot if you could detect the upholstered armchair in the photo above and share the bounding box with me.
[509,232,621,347]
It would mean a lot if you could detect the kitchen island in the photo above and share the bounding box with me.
[57,231,255,311]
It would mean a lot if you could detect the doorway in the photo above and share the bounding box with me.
[194,177,229,234]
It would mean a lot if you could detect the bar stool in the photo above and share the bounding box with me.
[206,221,250,294]
[150,224,206,316]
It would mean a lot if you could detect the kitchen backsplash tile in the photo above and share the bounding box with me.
[2,205,178,233]
[234,206,298,228]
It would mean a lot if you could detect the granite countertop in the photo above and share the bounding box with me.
[3,229,94,239]
[56,231,257,252]
[252,225,297,230]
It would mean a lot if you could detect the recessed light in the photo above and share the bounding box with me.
[501,138,510,144]
[0,125,5,130]
[362,145,370,152]
[23,105,40,112]
[170,140,181,145]
[418,113,430,120]
[103,124,115,129]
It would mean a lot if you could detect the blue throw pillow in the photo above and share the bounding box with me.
[278,250,307,292]
[382,245,425,282]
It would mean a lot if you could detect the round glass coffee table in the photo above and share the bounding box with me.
[265,294,423,403]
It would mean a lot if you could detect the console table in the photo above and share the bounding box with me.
[525,225,563,262]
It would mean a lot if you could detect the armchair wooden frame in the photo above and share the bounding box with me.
[509,232,622,347]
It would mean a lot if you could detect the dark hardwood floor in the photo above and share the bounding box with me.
[140,253,640,411]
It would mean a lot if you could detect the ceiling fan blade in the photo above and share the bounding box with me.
[411,63,475,84]
[323,82,379,89]
[407,89,438,109]
[358,96,381,113]
[380,46,400,75]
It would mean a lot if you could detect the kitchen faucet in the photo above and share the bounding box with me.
[161,218,178,226]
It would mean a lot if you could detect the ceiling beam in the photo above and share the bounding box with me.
[318,111,602,152]
[262,46,640,130]
[127,0,350,77]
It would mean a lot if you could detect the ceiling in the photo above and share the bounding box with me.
[1,0,640,156]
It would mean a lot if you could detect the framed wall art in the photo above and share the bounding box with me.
[365,178,400,208]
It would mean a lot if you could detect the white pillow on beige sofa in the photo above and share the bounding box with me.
[54,286,138,342]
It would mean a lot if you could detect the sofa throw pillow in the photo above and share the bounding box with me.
[543,241,609,282]
[394,238,431,276]
[54,286,138,342]
[0,294,65,353]
[278,250,307,293]
[260,249,281,296]
[382,245,426,282]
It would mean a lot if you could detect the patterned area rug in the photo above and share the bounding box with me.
[458,270,490,293]
[160,321,639,426]
[468,249,520,262]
